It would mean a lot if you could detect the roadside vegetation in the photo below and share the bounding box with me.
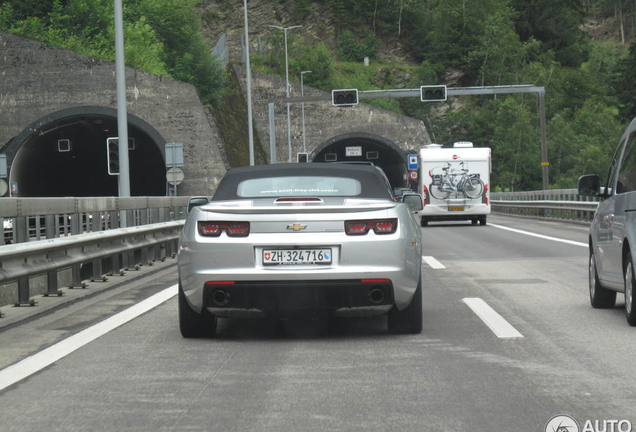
[1,0,636,190]
[254,0,636,191]
[0,0,226,104]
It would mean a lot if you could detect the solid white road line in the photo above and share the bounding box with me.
[0,284,178,392]
[463,297,524,339]
[423,256,446,269]
[488,223,587,248]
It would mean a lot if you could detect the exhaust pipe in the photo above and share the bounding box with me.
[212,290,230,306]
[368,287,385,304]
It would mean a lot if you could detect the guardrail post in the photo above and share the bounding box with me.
[34,216,42,241]
[151,208,161,261]
[44,215,62,297]
[108,210,123,275]
[15,216,35,306]
[68,214,86,289]
[124,210,137,270]
[140,209,151,266]
[90,211,107,283]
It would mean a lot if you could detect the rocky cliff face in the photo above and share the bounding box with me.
[196,0,413,65]
[197,0,338,63]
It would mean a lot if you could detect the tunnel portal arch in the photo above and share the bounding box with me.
[310,132,414,189]
[4,106,167,197]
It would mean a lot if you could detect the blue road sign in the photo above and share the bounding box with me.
[408,155,418,170]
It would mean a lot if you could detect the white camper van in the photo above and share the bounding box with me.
[418,142,491,226]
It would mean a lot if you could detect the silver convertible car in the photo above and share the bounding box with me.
[177,163,424,337]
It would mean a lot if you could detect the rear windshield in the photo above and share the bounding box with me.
[237,176,361,198]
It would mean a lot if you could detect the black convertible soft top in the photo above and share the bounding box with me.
[212,163,394,200]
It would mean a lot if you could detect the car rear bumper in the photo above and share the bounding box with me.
[421,203,490,220]
[202,279,395,318]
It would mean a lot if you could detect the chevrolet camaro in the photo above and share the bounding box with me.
[177,163,423,337]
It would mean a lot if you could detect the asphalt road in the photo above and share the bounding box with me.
[0,214,634,432]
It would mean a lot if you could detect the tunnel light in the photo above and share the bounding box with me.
[420,85,447,102]
[57,139,72,152]
[107,137,120,175]
[332,89,358,106]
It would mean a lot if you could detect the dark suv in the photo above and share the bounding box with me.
[578,117,636,326]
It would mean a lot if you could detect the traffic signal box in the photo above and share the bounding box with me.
[420,85,447,102]
[107,137,120,175]
[332,89,358,106]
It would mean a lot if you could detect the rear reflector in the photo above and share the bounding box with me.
[345,219,397,235]
[361,279,391,283]
[205,281,236,285]
[198,221,250,237]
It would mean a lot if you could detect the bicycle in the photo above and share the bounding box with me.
[429,162,485,200]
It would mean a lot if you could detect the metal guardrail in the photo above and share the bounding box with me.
[0,190,601,314]
[0,196,190,310]
[491,189,599,222]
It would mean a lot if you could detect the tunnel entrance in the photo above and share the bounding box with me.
[310,133,412,190]
[7,107,166,197]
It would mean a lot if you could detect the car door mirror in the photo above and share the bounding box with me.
[578,175,601,197]
[188,197,209,213]
[402,194,424,211]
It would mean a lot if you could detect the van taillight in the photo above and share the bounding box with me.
[345,219,397,235]
[482,184,489,205]
[198,221,250,237]
[422,185,429,206]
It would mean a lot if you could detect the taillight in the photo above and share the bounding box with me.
[422,185,429,206]
[275,197,322,202]
[482,184,489,205]
[345,219,397,235]
[198,221,250,237]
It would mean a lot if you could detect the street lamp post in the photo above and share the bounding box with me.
[300,70,312,153]
[268,24,302,162]
[243,0,255,166]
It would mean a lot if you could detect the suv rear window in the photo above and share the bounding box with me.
[237,176,361,198]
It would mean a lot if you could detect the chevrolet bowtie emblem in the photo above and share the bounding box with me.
[286,223,307,231]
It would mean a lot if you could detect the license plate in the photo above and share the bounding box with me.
[448,206,465,211]
[263,248,332,265]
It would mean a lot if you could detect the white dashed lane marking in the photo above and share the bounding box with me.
[463,297,524,339]
[423,256,446,269]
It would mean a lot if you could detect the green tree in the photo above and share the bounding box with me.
[612,42,636,121]
[338,29,377,61]
[0,0,226,104]
[290,42,334,88]
[512,0,590,67]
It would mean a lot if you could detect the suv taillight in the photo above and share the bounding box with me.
[198,221,250,237]
[345,219,397,235]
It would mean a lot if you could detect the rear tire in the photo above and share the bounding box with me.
[471,219,478,225]
[179,284,217,338]
[479,217,487,226]
[421,218,428,227]
[589,251,616,309]
[388,279,422,334]
[624,252,636,326]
